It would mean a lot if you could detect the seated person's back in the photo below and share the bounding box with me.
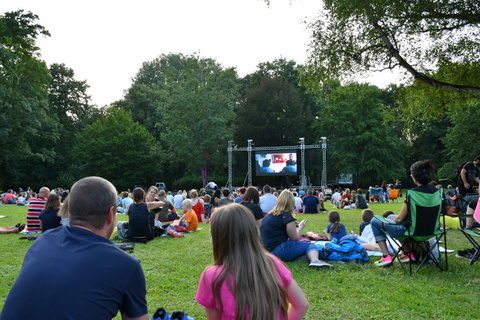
[128,202,154,241]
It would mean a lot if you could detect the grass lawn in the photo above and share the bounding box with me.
[0,196,479,319]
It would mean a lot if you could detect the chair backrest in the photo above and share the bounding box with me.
[389,189,399,199]
[370,188,383,196]
[406,188,443,241]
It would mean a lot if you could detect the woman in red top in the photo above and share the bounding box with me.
[339,188,352,209]
[190,189,205,222]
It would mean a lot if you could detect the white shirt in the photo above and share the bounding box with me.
[173,194,184,209]
[294,196,303,212]
[331,192,341,201]
[260,193,277,213]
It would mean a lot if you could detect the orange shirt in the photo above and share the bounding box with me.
[184,209,198,231]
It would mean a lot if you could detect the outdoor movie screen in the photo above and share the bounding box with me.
[255,150,298,176]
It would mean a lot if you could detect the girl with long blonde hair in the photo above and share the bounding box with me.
[196,203,309,320]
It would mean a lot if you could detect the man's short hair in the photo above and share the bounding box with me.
[66,176,117,229]
[158,190,166,197]
[222,188,230,197]
[263,185,271,193]
[38,187,50,197]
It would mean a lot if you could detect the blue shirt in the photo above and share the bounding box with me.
[260,212,296,251]
[327,222,347,242]
[1,226,147,320]
[303,195,319,213]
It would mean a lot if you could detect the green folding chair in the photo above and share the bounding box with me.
[375,188,447,275]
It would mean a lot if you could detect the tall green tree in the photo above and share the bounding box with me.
[0,10,59,188]
[240,58,319,143]
[440,99,480,180]
[235,76,311,147]
[315,83,407,186]
[119,53,240,184]
[48,63,99,187]
[302,0,480,95]
[72,108,160,188]
[393,62,480,179]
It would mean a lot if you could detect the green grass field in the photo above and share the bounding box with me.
[0,197,479,319]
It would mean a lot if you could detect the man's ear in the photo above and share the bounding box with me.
[106,206,116,225]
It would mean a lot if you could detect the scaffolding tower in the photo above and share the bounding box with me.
[227,138,327,190]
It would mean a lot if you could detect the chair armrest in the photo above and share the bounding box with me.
[449,213,473,219]
[374,215,409,225]
[374,215,390,224]
[463,229,480,237]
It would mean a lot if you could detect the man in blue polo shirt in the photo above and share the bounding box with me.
[1,176,149,320]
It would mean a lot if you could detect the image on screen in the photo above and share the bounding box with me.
[255,150,298,176]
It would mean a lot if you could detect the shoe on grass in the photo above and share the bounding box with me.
[170,311,194,320]
[375,255,394,267]
[456,249,475,260]
[309,260,332,268]
[152,307,170,320]
[400,252,416,263]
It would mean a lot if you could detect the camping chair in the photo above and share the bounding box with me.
[388,189,400,203]
[369,187,384,203]
[447,194,479,225]
[454,196,480,265]
[375,188,447,275]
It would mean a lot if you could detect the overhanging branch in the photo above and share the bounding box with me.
[368,17,480,96]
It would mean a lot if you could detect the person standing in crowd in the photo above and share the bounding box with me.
[458,156,480,197]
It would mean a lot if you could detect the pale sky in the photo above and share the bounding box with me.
[3,0,400,106]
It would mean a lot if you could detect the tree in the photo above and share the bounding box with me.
[303,0,480,96]
[235,76,311,147]
[120,53,240,184]
[0,10,59,188]
[315,83,407,186]
[72,108,160,188]
[47,63,99,187]
[391,62,480,179]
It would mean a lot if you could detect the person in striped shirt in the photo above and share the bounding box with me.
[24,187,50,233]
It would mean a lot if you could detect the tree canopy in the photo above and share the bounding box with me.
[72,108,160,188]
[303,0,480,96]
[119,53,240,184]
[315,83,407,185]
[0,10,58,187]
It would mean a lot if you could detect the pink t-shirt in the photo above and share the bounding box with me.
[195,254,292,320]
